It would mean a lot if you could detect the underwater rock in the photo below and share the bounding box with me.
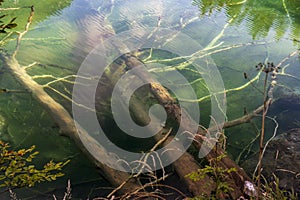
[241,128,300,194]
[268,90,300,132]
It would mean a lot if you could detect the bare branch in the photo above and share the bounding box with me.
[13,5,34,57]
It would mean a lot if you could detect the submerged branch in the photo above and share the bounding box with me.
[12,5,34,58]
[204,16,236,50]
[0,5,143,196]
[180,70,262,103]
[124,54,252,199]
[253,116,279,178]
[147,41,270,73]
[0,7,20,11]
[223,99,272,129]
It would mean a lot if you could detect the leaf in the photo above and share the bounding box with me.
[17,149,26,156]
[5,23,17,29]
[9,17,17,23]
[0,15,6,19]
[0,175,6,180]
[0,141,69,188]
[55,172,65,177]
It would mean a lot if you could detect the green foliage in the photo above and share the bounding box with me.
[193,0,300,40]
[260,175,298,200]
[0,15,17,33]
[186,154,237,198]
[0,140,69,188]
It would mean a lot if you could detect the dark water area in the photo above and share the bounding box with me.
[0,0,299,199]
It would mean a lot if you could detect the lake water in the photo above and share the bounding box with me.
[0,0,299,199]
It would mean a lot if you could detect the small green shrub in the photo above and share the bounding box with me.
[0,140,69,189]
[186,154,237,198]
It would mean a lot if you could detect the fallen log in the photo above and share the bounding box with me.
[94,60,216,197]
[2,4,212,198]
[123,54,255,199]
[0,6,142,196]
[1,14,214,198]
[0,54,142,195]
[0,3,264,199]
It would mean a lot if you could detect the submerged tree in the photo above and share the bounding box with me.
[0,3,71,198]
[0,0,299,199]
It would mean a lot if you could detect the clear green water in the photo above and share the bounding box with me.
[0,0,299,199]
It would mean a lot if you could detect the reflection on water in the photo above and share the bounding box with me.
[0,0,299,198]
[193,0,300,40]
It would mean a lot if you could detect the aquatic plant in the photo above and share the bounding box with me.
[248,50,299,193]
[186,154,237,199]
[0,15,17,33]
[0,140,69,194]
[260,174,298,200]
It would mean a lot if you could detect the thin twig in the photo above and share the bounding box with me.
[12,5,34,58]
[9,188,18,200]
[0,32,14,46]
[257,71,269,190]
[107,129,172,199]
[253,116,279,179]
[133,128,172,177]
[123,175,170,199]
[62,179,72,200]
[0,7,21,11]
[151,184,188,199]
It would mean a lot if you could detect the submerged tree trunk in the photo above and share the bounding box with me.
[2,28,254,200]
[1,48,255,198]
[0,54,142,195]
[0,3,259,199]
[95,60,216,197]
[123,54,254,199]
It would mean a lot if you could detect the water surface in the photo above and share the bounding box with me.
[0,0,299,198]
